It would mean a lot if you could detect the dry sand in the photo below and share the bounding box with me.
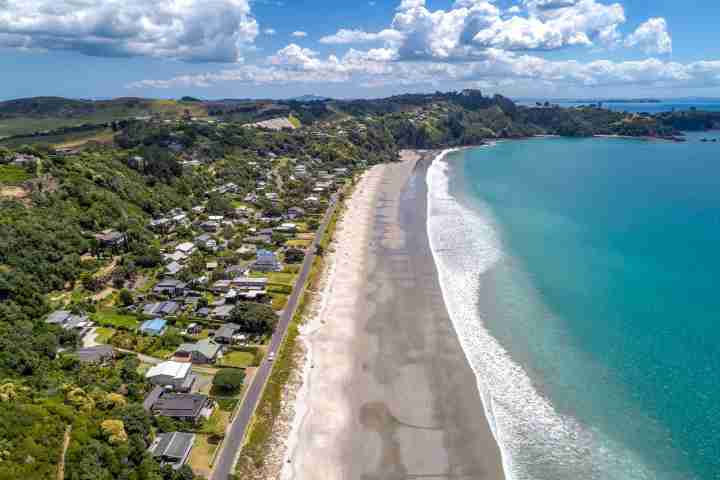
[279,151,505,480]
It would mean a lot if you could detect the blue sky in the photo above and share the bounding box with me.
[1,0,720,100]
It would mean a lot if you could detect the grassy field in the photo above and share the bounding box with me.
[270,293,289,311]
[0,99,207,138]
[0,165,31,184]
[220,351,255,369]
[187,433,217,478]
[94,327,116,344]
[91,310,140,330]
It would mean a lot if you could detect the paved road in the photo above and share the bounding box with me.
[210,193,340,480]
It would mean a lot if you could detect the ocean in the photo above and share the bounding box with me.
[427,132,720,480]
[515,100,720,113]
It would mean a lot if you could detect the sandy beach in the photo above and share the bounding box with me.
[280,150,505,480]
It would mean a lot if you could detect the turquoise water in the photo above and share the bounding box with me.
[435,133,720,479]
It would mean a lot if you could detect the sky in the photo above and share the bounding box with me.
[2,0,720,100]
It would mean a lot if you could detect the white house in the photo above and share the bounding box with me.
[145,361,196,392]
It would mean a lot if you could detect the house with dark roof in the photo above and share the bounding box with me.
[94,229,126,248]
[149,432,196,470]
[152,279,187,297]
[174,339,223,364]
[148,392,214,423]
[76,345,115,364]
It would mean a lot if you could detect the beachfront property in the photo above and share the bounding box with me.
[148,432,196,470]
[144,388,213,423]
[145,361,196,392]
[138,318,168,336]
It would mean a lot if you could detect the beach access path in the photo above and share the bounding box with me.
[209,192,340,480]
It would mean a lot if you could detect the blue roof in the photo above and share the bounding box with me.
[140,318,167,335]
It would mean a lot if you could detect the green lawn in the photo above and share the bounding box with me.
[220,351,255,369]
[266,272,296,285]
[91,311,140,330]
[285,239,311,248]
[270,293,289,311]
[0,165,31,184]
[94,327,116,344]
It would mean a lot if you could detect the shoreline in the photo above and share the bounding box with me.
[277,150,505,479]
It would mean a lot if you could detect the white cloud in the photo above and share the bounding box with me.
[625,18,672,54]
[320,28,404,45]
[264,28,277,35]
[0,0,258,62]
[128,41,720,92]
[291,31,308,38]
[473,0,626,51]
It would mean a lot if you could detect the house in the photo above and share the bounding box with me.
[146,361,196,392]
[76,345,115,364]
[148,392,213,423]
[199,221,219,232]
[286,207,305,219]
[214,323,242,344]
[149,218,172,233]
[211,279,232,293]
[165,261,183,276]
[275,223,297,233]
[163,251,186,264]
[142,302,180,317]
[185,323,202,335]
[46,310,93,337]
[243,234,272,245]
[237,244,257,256]
[94,229,126,248]
[211,305,234,321]
[206,261,218,271]
[252,249,281,272]
[304,195,320,204]
[139,318,168,336]
[149,432,196,470]
[175,242,196,256]
[174,339,223,364]
[231,276,268,299]
[153,279,186,297]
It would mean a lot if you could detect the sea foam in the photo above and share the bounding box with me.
[426,149,657,480]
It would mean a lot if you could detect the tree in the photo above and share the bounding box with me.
[229,302,278,335]
[118,289,134,307]
[284,247,305,264]
[212,368,245,393]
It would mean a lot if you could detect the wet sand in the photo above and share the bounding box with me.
[281,151,505,480]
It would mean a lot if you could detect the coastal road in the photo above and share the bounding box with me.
[210,192,340,480]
